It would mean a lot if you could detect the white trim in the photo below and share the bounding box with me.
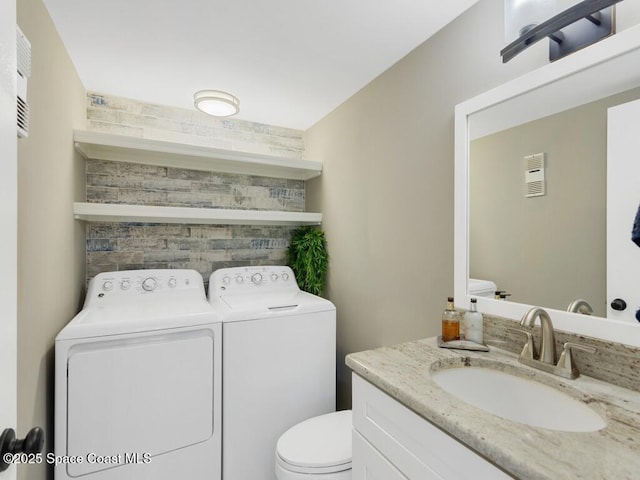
[0,9,17,479]
[455,23,640,347]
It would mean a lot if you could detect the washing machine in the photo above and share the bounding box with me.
[208,265,336,480]
[55,269,222,480]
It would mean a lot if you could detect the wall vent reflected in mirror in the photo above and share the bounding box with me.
[524,153,546,197]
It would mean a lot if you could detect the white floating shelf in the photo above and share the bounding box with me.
[73,202,322,226]
[73,130,322,180]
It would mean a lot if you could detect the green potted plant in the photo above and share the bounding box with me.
[287,226,329,296]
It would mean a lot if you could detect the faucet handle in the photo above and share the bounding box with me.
[554,342,597,379]
[507,328,537,360]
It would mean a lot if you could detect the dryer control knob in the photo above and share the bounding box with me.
[103,281,113,291]
[142,277,157,292]
[271,273,278,281]
[282,272,289,281]
[251,273,263,284]
[235,275,244,284]
[223,275,231,285]
[168,277,177,288]
[120,280,131,290]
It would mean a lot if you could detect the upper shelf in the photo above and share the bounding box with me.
[73,130,322,181]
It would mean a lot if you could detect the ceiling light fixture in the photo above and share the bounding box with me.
[194,90,240,117]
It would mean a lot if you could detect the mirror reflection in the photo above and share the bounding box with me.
[468,86,640,318]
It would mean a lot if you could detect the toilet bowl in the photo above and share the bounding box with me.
[275,410,352,480]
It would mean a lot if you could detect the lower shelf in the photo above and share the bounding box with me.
[73,202,322,226]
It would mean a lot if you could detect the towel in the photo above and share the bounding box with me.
[633,202,640,247]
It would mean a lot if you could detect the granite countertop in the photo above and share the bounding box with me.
[346,337,640,480]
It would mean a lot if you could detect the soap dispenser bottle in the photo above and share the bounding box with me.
[464,298,484,344]
[441,297,460,342]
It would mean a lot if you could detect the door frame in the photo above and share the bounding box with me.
[0,0,18,478]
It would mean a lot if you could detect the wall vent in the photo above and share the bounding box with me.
[524,153,546,198]
[16,25,31,139]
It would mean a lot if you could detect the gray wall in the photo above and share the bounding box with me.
[85,159,302,283]
[17,0,86,478]
[470,87,640,316]
[84,93,308,283]
[305,0,561,409]
[306,0,640,409]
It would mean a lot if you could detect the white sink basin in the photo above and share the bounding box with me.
[431,366,606,432]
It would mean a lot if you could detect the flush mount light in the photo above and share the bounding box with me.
[502,0,623,63]
[194,90,240,117]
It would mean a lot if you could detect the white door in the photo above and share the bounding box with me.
[607,99,640,323]
[0,0,17,478]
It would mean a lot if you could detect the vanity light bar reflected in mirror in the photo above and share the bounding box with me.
[501,0,623,63]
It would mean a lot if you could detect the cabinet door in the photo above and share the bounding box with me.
[352,431,408,480]
[352,374,512,480]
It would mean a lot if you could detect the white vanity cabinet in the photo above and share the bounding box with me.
[352,374,512,480]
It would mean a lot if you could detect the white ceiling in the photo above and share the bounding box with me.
[41,0,479,130]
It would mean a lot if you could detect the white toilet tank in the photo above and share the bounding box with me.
[468,278,497,298]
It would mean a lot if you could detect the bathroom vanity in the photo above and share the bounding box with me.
[347,19,640,480]
[347,337,640,480]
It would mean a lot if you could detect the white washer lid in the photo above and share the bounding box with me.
[277,410,352,470]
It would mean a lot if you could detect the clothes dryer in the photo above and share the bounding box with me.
[208,266,336,480]
[55,269,221,480]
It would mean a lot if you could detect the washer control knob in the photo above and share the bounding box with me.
[142,277,157,292]
[235,275,244,284]
[168,277,177,288]
[282,272,289,281]
[102,281,113,291]
[120,280,131,290]
[223,275,231,285]
[251,273,263,284]
[271,273,278,281]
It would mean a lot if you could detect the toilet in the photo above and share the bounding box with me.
[275,410,352,480]
[468,278,498,298]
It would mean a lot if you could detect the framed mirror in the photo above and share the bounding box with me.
[454,23,640,348]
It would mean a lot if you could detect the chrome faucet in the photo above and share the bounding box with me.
[567,299,593,315]
[519,307,556,364]
[511,306,597,379]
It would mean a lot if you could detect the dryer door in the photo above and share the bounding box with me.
[65,328,214,477]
